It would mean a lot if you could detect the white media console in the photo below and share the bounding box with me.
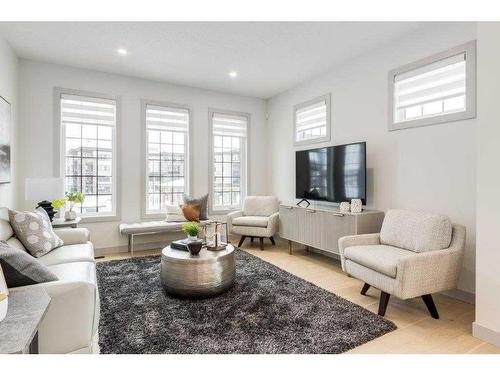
[278,203,384,257]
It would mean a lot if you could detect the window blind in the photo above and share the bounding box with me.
[394,53,466,123]
[61,94,116,127]
[212,112,247,137]
[295,99,327,141]
[146,104,189,132]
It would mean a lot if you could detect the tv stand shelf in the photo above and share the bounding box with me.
[278,204,384,256]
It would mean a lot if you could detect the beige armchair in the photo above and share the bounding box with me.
[338,209,465,319]
[227,196,279,250]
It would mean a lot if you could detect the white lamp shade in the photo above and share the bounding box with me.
[25,177,65,202]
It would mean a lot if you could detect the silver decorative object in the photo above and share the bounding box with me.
[339,202,350,213]
[350,199,363,213]
[160,244,235,297]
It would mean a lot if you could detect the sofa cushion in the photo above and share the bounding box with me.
[165,205,187,223]
[243,196,279,217]
[38,243,95,267]
[0,240,59,288]
[8,208,64,258]
[183,194,208,220]
[380,209,452,253]
[232,216,269,228]
[343,244,416,278]
[6,237,26,251]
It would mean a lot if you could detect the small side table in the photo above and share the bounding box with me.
[52,217,81,228]
[0,289,51,354]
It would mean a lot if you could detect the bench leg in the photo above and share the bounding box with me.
[128,234,134,257]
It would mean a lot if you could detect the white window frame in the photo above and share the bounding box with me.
[141,99,192,219]
[54,87,121,223]
[294,93,331,147]
[208,109,250,214]
[388,40,476,131]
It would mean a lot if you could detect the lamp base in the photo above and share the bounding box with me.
[36,200,57,222]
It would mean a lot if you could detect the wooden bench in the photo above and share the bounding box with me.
[119,220,212,255]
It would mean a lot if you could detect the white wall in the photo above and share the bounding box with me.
[0,36,18,208]
[266,23,477,296]
[473,22,500,346]
[18,60,267,250]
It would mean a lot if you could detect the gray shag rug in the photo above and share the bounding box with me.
[96,250,396,354]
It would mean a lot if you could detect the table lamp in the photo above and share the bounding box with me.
[25,177,65,222]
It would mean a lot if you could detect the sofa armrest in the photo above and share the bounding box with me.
[338,233,380,271]
[226,210,243,234]
[53,228,90,245]
[395,224,466,299]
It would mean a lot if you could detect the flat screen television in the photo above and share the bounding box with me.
[296,142,366,205]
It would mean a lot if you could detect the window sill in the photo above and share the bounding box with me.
[79,215,121,224]
[294,134,331,147]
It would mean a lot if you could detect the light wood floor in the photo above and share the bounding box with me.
[97,238,500,354]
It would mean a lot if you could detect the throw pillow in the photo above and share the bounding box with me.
[181,204,201,222]
[0,241,58,288]
[183,194,208,220]
[165,205,187,223]
[8,208,64,258]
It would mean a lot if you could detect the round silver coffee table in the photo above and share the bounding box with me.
[160,244,235,297]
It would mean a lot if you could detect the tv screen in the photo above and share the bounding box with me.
[296,142,366,204]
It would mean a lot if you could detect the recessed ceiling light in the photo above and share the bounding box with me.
[228,71,238,78]
[117,48,128,55]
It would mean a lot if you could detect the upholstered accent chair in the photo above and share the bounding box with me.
[339,209,466,319]
[227,196,279,250]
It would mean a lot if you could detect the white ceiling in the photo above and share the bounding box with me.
[0,22,430,98]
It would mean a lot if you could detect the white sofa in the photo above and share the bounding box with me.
[227,196,279,250]
[0,207,99,354]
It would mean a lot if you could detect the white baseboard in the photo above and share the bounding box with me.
[473,322,500,348]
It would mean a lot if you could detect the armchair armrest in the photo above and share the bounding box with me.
[395,224,466,299]
[226,210,243,234]
[266,212,279,235]
[338,233,380,271]
[53,228,90,245]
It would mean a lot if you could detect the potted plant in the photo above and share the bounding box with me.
[182,222,203,256]
[182,221,201,241]
[51,192,85,221]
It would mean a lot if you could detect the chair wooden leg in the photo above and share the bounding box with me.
[250,237,254,243]
[360,283,370,296]
[421,294,440,319]
[269,236,276,245]
[259,237,264,250]
[378,292,391,316]
[238,236,247,247]
[288,240,293,255]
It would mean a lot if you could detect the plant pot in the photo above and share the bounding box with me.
[65,210,77,221]
[187,235,198,242]
[187,240,203,256]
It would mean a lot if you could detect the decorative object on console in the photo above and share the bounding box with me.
[339,202,350,213]
[181,204,201,222]
[0,96,11,184]
[183,194,208,220]
[0,264,8,322]
[25,178,65,222]
[8,208,64,258]
[182,221,201,241]
[165,204,187,222]
[350,199,362,213]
